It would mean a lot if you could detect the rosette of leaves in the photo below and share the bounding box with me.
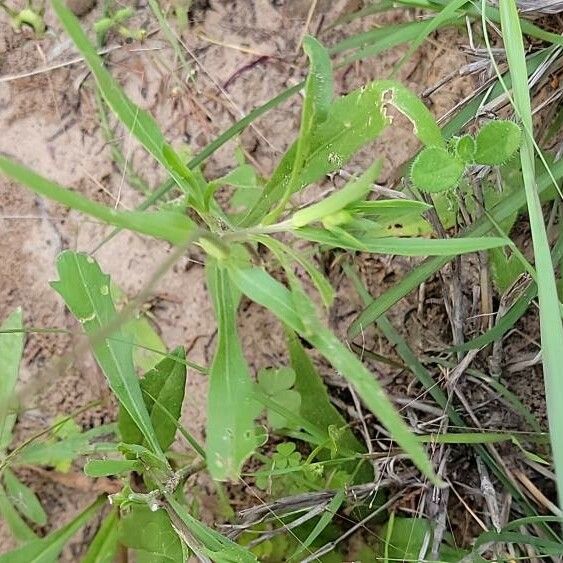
[410,120,522,193]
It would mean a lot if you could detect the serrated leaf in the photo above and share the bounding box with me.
[119,348,187,451]
[0,308,24,451]
[206,263,261,480]
[51,251,164,459]
[0,496,104,563]
[119,505,183,563]
[410,146,465,193]
[82,510,119,563]
[3,469,47,526]
[84,459,142,477]
[474,120,522,165]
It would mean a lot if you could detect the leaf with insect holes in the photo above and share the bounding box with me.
[0,497,105,563]
[51,251,164,459]
[118,347,187,451]
[3,469,46,526]
[410,146,465,193]
[474,120,522,165]
[206,262,262,480]
[257,367,301,430]
[453,134,476,163]
[0,308,24,451]
[243,79,442,225]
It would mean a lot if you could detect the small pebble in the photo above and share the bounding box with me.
[65,0,97,17]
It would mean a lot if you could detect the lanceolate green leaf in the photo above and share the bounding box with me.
[0,496,105,563]
[265,35,333,222]
[3,469,47,526]
[0,308,24,450]
[51,252,164,459]
[296,229,507,256]
[0,483,36,543]
[0,157,195,245]
[206,262,260,480]
[119,347,187,451]
[228,266,438,483]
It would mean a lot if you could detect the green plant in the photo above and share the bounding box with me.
[0,0,45,35]
[410,119,522,193]
[1,0,562,559]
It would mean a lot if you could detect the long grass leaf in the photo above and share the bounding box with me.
[0,156,195,245]
[0,496,105,563]
[348,157,563,338]
[498,0,563,507]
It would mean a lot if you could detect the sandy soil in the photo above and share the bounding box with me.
[0,0,531,558]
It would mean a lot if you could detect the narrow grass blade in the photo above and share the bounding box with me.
[51,252,164,459]
[345,263,552,531]
[296,230,507,255]
[51,0,203,206]
[254,236,334,307]
[498,0,563,507]
[228,266,439,484]
[0,156,195,245]
[0,496,105,563]
[348,157,563,338]
[0,308,23,450]
[206,262,260,480]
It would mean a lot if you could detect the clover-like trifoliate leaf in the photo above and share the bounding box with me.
[474,120,522,165]
[410,146,464,193]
